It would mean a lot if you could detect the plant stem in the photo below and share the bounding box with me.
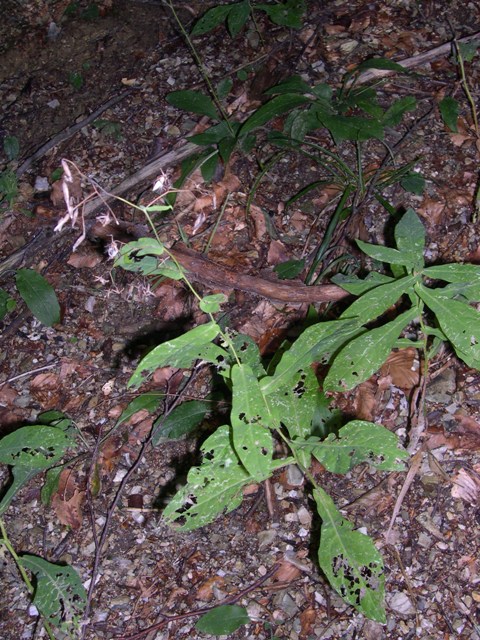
[454,40,479,136]
[165,0,235,136]
[0,518,56,640]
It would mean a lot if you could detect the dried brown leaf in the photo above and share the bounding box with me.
[451,468,480,504]
[380,348,419,389]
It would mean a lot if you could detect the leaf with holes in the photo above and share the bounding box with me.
[0,425,74,468]
[20,555,86,633]
[231,364,275,481]
[0,466,39,515]
[324,307,418,391]
[416,285,480,368]
[230,332,265,378]
[0,425,74,514]
[15,269,60,326]
[128,322,226,387]
[163,425,250,530]
[302,421,408,474]
[266,366,321,441]
[314,487,386,622]
[260,318,362,396]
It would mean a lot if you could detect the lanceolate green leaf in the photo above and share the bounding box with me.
[382,96,416,126]
[394,208,425,268]
[324,307,418,391]
[314,487,386,623]
[166,90,219,120]
[439,96,459,132]
[196,605,250,634]
[355,240,411,267]
[231,364,274,481]
[191,4,232,36]
[319,115,385,142]
[304,421,408,474]
[340,275,417,324]
[15,269,60,326]
[116,393,163,428]
[20,555,86,632]
[227,0,250,36]
[264,75,313,96]
[331,272,394,296]
[416,285,480,368]
[239,94,310,136]
[128,322,225,388]
[355,57,407,73]
[256,0,306,28]
[422,263,480,283]
[152,400,208,443]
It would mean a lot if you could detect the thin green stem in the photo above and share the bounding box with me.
[0,518,56,640]
[455,41,479,136]
[165,0,235,136]
[204,193,231,254]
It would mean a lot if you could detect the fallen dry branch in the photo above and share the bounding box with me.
[170,244,349,304]
[356,30,480,85]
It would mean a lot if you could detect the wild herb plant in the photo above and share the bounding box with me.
[0,413,86,639]
[1,135,20,211]
[112,207,480,622]
[190,0,306,38]
[166,4,425,284]
[0,268,60,325]
[439,38,480,137]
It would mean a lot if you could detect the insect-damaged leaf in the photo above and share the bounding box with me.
[231,364,274,481]
[20,555,86,632]
[324,308,418,391]
[314,487,386,623]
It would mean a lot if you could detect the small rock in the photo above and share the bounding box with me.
[388,591,415,616]
[287,464,304,487]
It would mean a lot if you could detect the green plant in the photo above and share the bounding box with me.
[68,71,84,90]
[0,168,19,209]
[440,38,480,137]
[93,118,122,140]
[0,414,86,638]
[191,0,306,38]
[0,268,61,325]
[114,207,480,621]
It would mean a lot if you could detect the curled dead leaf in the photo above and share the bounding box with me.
[380,348,419,390]
[451,468,480,504]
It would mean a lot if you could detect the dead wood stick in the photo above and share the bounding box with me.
[82,142,199,217]
[169,244,349,304]
[16,89,133,177]
[356,31,480,85]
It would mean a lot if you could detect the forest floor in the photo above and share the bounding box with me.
[1,1,480,638]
